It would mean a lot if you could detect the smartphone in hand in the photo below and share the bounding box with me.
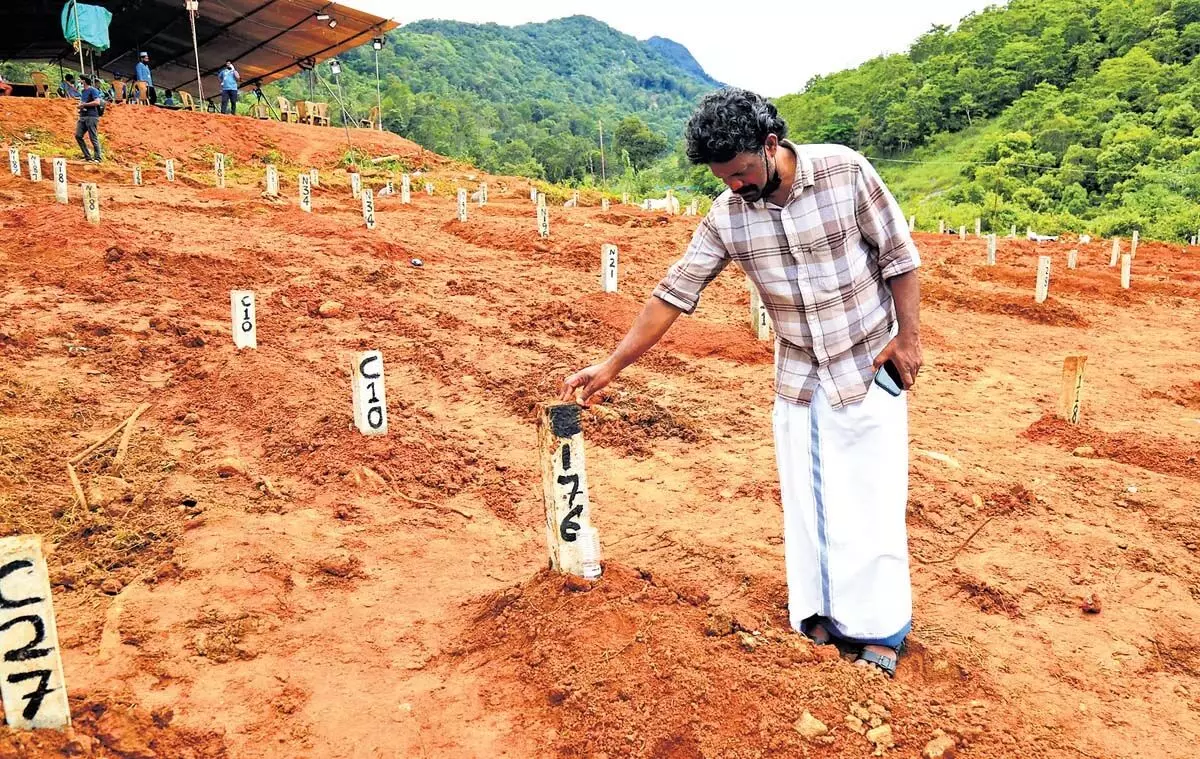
[874,360,904,396]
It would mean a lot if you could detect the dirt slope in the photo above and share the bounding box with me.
[1,101,1198,758]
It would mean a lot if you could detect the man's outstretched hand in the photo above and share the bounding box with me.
[559,360,619,407]
[872,331,923,389]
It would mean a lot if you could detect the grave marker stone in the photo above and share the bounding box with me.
[214,153,225,188]
[1120,253,1131,289]
[7,147,19,177]
[400,174,410,204]
[362,188,376,229]
[350,172,361,200]
[52,159,67,204]
[1110,238,1120,267]
[425,182,433,195]
[0,535,71,730]
[165,159,175,182]
[309,168,319,187]
[1067,249,1078,269]
[81,183,99,224]
[1058,355,1087,425]
[601,244,618,292]
[537,193,549,239]
[1131,230,1139,259]
[132,165,142,186]
[456,188,467,222]
[908,215,915,232]
[27,155,41,182]
[538,403,598,577]
[601,197,609,211]
[1035,255,1051,303]
[975,218,981,236]
[230,290,256,349]
[987,234,996,265]
[351,351,388,436]
[479,182,487,206]
[959,225,966,240]
[298,172,312,213]
[265,165,278,196]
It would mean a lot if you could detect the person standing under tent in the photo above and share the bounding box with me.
[219,61,241,115]
[135,51,156,105]
[75,75,104,163]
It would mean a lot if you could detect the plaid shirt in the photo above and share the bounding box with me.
[653,142,921,408]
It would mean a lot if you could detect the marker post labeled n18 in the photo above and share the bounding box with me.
[351,351,388,436]
[52,159,67,204]
[27,155,41,183]
[81,183,100,224]
[230,290,256,349]
[0,535,71,730]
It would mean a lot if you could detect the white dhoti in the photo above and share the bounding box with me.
[773,383,912,648]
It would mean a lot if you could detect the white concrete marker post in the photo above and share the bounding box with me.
[214,153,225,188]
[265,165,278,197]
[27,155,41,182]
[601,197,609,211]
[362,188,376,230]
[748,284,771,340]
[479,182,488,206]
[309,168,319,187]
[908,215,915,232]
[1131,230,1139,259]
[298,172,312,213]
[1067,249,1078,269]
[959,225,966,240]
[537,193,549,239]
[52,159,67,204]
[230,290,257,350]
[1110,238,1120,267]
[132,165,142,186]
[0,535,71,730]
[987,234,997,265]
[165,159,175,182]
[539,403,599,578]
[1035,255,1051,304]
[601,244,618,293]
[530,186,538,202]
[666,189,675,215]
[938,220,944,234]
[622,192,628,205]
[425,182,433,195]
[1120,253,1131,289]
[351,351,388,436]
[7,147,19,177]
[400,174,410,204]
[1059,355,1087,425]
[81,183,99,224]
[975,218,981,237]
[456,188,467,222]
[350,172,361,200]
[1010,224,1017,238]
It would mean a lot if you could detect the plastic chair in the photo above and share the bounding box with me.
[361,105,380,129]
[277,96,298,123]
[133,81,150,105]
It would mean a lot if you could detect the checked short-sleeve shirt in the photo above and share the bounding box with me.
[652,142,921,409]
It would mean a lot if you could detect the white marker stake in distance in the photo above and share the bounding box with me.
[7,147,19,177]
[537,193,549,239]
[351,351,388,436]
[230,290,257,349]
[27,155,41,182]
[601,244,618,292]
[457,188,467,222]
[0,535,72,730]
[132,165,142,186]
[165,159,175,182]
[265,165,278,196]
[52,158,67,204]
[214,153,225,188]
[309,168,319,187]
[1035,255,1051,304]
[362,188,376,230]
[350,172,361,200]
[299,172,312,213]
[401,174,411,204]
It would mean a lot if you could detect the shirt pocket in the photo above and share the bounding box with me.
[792,240,843,293]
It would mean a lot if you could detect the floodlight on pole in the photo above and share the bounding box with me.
[330,60,341,76]
[328,19,337,28]
[372,38,385,130]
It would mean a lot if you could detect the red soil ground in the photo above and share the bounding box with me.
[1,98,1198,758]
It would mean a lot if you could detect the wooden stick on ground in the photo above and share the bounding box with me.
[378,463,473,519]
[66,463,87,510]
[914,516,995,565]
[111,403,151,474]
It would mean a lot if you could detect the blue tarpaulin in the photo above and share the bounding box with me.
[61,2,113,52]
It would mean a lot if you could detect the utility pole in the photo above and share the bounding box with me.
[598,120,606,184]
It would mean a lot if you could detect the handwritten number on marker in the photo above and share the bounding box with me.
[0,615,52,661]
[557,443,582,541]
[6,670,55,721]
[0,560,41,608]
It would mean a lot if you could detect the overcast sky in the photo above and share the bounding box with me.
[342,1,997,97]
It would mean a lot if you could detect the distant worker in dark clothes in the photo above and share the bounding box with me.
[219,61,241,114]
[136,51,156,105]
[58,73,82,99]
[76,75,103,162]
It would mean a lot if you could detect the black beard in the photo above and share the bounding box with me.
[737,151,782,203]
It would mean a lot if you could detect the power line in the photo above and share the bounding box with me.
[869,154,1200,181]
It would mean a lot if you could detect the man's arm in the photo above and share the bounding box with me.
[874,270,921,388]
[559,297,682,404]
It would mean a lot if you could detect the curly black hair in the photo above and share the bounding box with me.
[685,88,788,164]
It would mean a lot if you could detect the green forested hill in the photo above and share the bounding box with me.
[271,15,721,184]
[775,0,1200,240]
